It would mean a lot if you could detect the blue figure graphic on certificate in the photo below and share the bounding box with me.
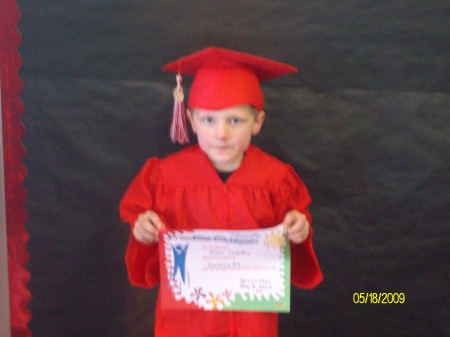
[171,244,190,289]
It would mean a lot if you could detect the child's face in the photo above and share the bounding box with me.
[187,105,265,172]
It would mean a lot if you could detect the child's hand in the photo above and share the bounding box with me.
[282,210,310,244]
[133,210,165,245]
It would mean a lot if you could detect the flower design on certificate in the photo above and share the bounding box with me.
[264,227,287,249]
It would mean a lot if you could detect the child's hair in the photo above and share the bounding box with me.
[248,105,260,119]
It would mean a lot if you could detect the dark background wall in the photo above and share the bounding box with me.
[17,1,448,336]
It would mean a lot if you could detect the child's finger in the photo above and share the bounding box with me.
[282,210,297,230]
[145,211,166,230]
[134,211,166,244]
[133,224,157,244]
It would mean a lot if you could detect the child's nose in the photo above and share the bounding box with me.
[216,121,229,139]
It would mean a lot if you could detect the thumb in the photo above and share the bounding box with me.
[282,210,296,230]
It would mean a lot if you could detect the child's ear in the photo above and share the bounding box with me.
[252,110,265,136]
[186,109,197,134]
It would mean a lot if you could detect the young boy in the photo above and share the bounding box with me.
[120,47,323,337]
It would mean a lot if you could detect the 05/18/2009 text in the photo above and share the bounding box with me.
[353,292,405,304]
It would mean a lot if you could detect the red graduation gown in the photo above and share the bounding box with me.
[120,145,322,337]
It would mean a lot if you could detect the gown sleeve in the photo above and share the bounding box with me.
[119,158,164,288]
[276,166,323,289]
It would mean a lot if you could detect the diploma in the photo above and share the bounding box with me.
[159,224,291,312]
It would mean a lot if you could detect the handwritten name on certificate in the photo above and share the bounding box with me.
[159,224,291,312]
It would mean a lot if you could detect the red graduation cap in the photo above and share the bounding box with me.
[162,46,298,144]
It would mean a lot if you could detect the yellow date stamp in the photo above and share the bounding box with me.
[353,292,405,304]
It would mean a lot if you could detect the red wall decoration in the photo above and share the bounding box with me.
[0,1,31,336]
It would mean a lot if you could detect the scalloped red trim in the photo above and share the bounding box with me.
[1,1,32,336]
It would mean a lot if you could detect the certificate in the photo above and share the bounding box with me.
[159,224,290,312]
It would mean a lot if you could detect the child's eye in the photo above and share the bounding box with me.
[202,116,214,124]
[230,118,242,125]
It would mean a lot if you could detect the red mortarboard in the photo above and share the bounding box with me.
[162,46,298,144]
